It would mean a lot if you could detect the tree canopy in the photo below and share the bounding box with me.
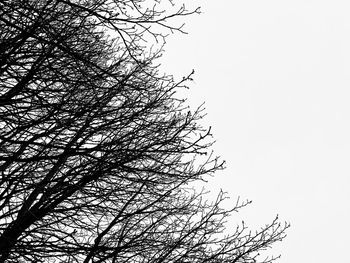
[0,0,288,262]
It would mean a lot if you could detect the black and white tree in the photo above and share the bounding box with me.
[0,1,288,262]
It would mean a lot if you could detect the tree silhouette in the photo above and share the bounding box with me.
[0,0,288,262]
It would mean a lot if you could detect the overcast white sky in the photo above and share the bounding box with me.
[161,0,350,262]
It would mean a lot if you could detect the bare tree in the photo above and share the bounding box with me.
[0,0,289,262]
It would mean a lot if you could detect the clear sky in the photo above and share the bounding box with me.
[161,0,350,262]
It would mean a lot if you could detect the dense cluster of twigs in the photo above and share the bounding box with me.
[0,0,288,262]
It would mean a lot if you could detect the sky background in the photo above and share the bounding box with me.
[161,1,350,262]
